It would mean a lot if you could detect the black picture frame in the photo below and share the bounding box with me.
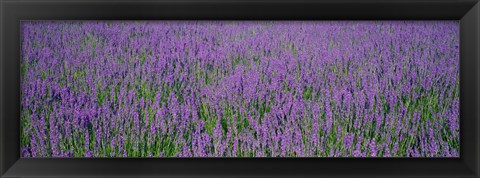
[1,0,479,177]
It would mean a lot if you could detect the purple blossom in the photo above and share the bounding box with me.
[20,21,459,157]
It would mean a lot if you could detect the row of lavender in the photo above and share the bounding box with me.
[20,21,459,157]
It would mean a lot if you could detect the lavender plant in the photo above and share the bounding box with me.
[20,21,460,157]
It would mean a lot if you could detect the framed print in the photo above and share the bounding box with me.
[1,0,479,177]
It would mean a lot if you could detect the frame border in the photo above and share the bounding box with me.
[1,0,479,177]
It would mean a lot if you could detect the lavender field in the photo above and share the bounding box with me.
[20,21,459,157]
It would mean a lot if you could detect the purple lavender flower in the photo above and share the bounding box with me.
[20,21,460,157]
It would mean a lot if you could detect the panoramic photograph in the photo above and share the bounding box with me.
[20,21,459,157]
